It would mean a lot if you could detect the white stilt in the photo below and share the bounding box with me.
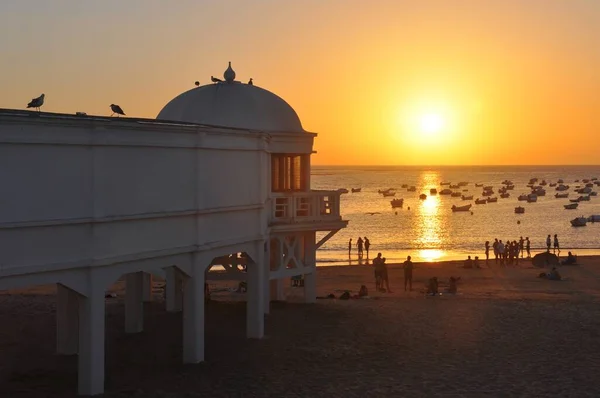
[303,231,317,304]
[165,266,183,312]
[247,243,265,339]
[270,278,286,301]
[142,272,153,302]
[78,287,106,396]
[56,284,79,355]
[182,265,205,363]
[125,272,144,333]
[304,271,317,303]
[263,273,271,315]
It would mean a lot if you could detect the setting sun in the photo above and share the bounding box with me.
[419,113,444,135]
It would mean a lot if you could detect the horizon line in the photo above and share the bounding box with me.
[311,164,600,167]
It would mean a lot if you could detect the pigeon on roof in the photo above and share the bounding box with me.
[27,94,45,111]
[248,78,253,85]
[211,76,223,83]
[110,104,125,117]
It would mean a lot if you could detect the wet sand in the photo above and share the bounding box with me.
[2,257,600,397]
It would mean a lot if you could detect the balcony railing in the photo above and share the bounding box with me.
[270,190,342,224]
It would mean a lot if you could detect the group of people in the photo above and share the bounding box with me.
[372,253,414,293]
[485,238,529,266]
[484,234,562,266]
[349,237,371,258]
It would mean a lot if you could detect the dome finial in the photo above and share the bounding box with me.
[224,61,236,83]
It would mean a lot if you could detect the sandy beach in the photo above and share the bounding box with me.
[2,257,600,397]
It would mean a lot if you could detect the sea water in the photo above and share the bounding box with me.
[313,165,600,265]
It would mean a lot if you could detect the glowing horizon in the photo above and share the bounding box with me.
[1,1,599,166]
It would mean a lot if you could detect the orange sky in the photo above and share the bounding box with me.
[1,1,599,165]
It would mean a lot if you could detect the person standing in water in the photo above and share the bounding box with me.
[403,255,414,291]
[364,237,371,258]
[485,241,490,264]
[357,237,364,257]
[553,234,560,256]
[526,237,531,258]
[348,238,352,257]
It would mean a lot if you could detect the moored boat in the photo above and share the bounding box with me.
[475,198,487,204]
[500,193,510,198]
[564,203,579,210]
[430,188,437,194]
[555,193,569,198]
[451,192,462,197]
[382,191,396,197]
[439,188,452,195]
[419,193,427,200]
[461,195,473,200]
[527,194,537,203]
[514,206,525,214]
[351,188,361,193]
[518,194,529,201]
[451,204,472,212]
[571,216,587,227]
[390,198,404,208]
[487,197,498,203]
[338,188,349,194]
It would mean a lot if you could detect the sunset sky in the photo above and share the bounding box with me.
[1,0,599,165]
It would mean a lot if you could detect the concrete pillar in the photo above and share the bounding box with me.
[142,272,153,302]
[270,278,286,301]
[78,287,106,396]
[304,231,317,304]
[304,272,317,304]
[165,266,183,312]
[247,242,266,339]
[263,273,271,315]
[182,265,206,364]
[125,272,144,333]
[56,284,79,355]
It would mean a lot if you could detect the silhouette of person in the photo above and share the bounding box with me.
[357,237,364,257]
[403,255,414,291]
[348,238,352,257]
[364,237,370,258]
[546,234,551,252]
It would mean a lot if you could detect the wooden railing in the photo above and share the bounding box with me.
[270,190,342,224]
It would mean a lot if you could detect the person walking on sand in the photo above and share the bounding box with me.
[497,240,505,266]
[403,255,414,291]
[526,237,531,258]
[519,236,524,258]
[348,238,352,257]
[485,241,490,264]
[381,257,392,293]
[546,234,551,252]
[357,237,364,257]
[364,237,370,258]
[553,234,560,256]
[373,253,383,290]
[493,238,499,264]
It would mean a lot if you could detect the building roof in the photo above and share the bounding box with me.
[157,63,306,134]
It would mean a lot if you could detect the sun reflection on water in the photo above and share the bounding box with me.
[414,171,444,260]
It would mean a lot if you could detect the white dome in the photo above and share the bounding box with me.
[157,80,305,134]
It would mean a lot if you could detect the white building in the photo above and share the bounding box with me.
[0,63,346,396]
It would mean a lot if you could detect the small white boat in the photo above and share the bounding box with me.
[571,217,587,227]
[564,203,579,210]
[461,195,473,200]
[475,198,487,204]
[487,197,498,203]
[451,192,462,197]
[390,198,404,208]
[475,183,483,187]
[532,187,546,196]
[458,181,469,186]
[450,184,460,189]
[439,189,453,195]
[514,206,525,214]
[382,191,396,197]
[440,181,451,185]
[452,204,472,212]
[419,193,427,200]
[518,194,529,201]
[556,184,569,191]
[351,188,362,193]
[500,193,510,198]
[378,188,395,194]
[555,193,569,198]
[338,188,349,194]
